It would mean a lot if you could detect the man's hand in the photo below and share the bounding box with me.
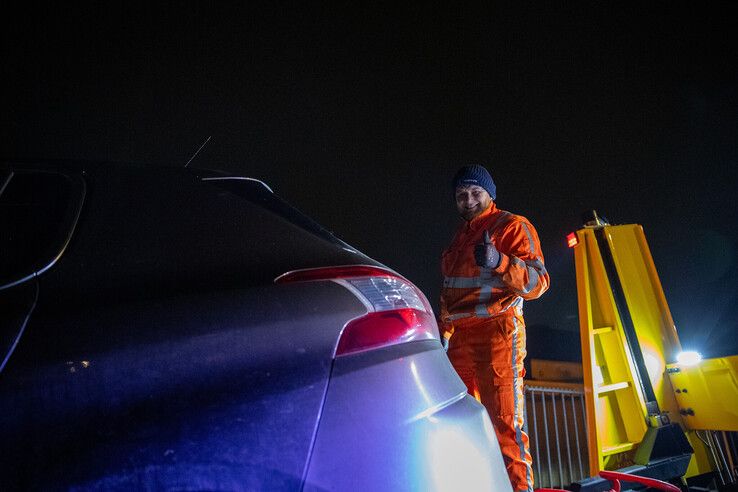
[474,230,500,268]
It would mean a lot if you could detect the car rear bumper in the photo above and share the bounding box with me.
[304,340,512,492]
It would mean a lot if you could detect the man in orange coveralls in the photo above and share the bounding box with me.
[440,164,550,492]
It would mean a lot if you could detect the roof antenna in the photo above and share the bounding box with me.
[184,135,212,168]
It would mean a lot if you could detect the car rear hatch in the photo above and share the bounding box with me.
[0,164,391,489]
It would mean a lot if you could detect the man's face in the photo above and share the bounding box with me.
[455,185,492,221]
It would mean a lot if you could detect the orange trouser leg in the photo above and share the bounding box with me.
[447,314,534,492]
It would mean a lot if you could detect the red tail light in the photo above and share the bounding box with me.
[276,265,439,356]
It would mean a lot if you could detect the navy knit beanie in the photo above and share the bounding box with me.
[452,165,496,200]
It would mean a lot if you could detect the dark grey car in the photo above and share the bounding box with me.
[0,162,510,491]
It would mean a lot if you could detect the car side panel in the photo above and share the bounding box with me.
[0,282,364,490]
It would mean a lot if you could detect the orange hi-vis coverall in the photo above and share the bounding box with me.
[440,201,549,492]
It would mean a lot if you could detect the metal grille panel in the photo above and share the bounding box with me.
[524,383,589,489]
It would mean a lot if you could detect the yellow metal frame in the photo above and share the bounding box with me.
[573,224,716,477]
[574,224,724,478]
[667,355,738,432]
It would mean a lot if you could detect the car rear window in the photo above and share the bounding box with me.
[0,170,84,289]
[35,166,369,307]
[202,177,348,249]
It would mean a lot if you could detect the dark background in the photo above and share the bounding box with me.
[3,4,737,359]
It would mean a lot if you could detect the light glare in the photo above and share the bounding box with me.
[676,351,702,366]
[429,428,494,491]
[643,351,662,379]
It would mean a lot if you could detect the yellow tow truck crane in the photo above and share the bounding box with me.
[567,211,738,492]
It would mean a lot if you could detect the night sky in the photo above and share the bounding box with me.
[3,5,737,359]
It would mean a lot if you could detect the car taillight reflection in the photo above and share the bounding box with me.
[336,308,436,356]
[276,265,439,356]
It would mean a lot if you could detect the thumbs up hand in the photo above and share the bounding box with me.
[474,231,501,268]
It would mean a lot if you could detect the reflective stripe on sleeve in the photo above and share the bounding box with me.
[521,258,546,294]
[526,258,548,276]
[521,268,539,294]
[521,222,536,255]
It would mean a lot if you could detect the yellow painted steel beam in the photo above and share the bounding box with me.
[605,225,683,417]
[574,227,648,474]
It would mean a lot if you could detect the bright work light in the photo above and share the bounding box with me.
[676,351,702,366]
